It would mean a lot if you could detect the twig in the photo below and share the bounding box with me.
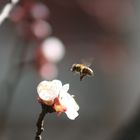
[35,103,54,140]
[0,0,19,25]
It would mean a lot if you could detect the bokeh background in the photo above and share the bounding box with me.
[0,0,140,140]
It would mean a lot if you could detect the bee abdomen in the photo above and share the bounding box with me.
[82,67,93,76]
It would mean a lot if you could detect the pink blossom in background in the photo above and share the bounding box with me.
[31,20,52,39]
[41,37,65,63]
[10,5,26,23]
[30,2,50,20]
[39,63,58,80]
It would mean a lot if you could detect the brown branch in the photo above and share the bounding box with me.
[35,104,46,140]
[35,103,54,140]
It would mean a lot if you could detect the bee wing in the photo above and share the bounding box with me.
[81,58,94,67]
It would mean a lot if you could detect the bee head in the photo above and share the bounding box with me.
[71,64,77,72]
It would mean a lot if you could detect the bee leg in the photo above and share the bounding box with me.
[80,74,86,81]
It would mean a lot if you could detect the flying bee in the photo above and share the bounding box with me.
[71,63,94,81]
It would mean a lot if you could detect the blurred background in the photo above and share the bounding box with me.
[0,0,140,140]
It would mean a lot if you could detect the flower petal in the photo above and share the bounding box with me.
[50,80,62,95]
[61,84,69,92]
[59,91,79,119]
[37,80,51,100]
[60,92,79,111]
[65,108,79,120]
[37,80,62,101]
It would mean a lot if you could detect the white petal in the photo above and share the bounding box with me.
[37,80,62,101]
[61,84,69,92]
[60,92,79,111]
[68,94,79,111]
[37,81,52,100]
[65,109,79,120]
[38,91,51,100]
[59,92,79,119]
[50,80,62,95]
[37,81,50,95]
[51,80,62,89]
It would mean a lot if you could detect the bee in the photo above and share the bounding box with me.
[71,63,94,81]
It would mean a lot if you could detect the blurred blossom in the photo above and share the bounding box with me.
[16,21,31,38]
[12,0,19,4]
[77,0,135,32]
[53,0,77,8]
[21,0,34,11]
[39,63,58,80]
[9,1,51,41]
[35,47,47,71]
[30,3,50,20]
[41,37,65,63]
[10,6,26,23]
[96,39,128,75]
[31,20,52,40]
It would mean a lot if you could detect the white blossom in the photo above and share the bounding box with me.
[37,80,79,120]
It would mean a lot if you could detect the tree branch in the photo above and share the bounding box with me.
[35,103,54,140]
[0,0,19,25]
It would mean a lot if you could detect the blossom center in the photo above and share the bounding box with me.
[53,97,67,112]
